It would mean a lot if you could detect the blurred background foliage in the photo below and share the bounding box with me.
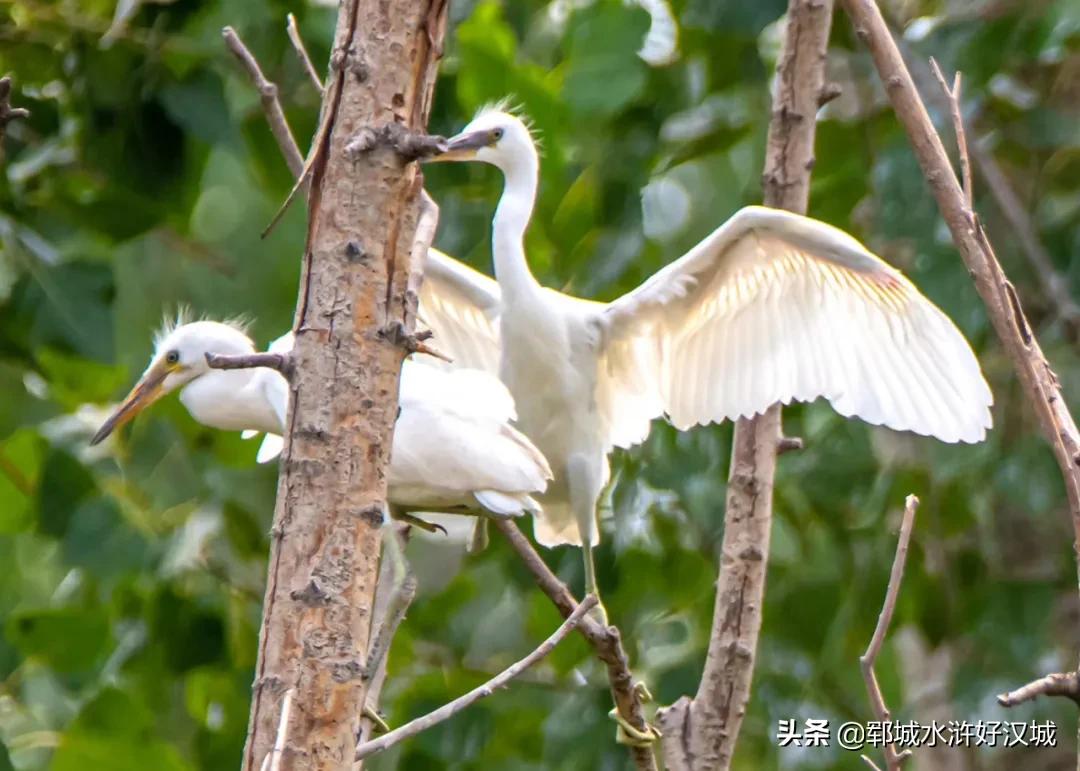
[0,0,1079,768]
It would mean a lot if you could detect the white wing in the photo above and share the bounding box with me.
[391,360,552,513]
[599,206,993,445]
[417,248,502,374]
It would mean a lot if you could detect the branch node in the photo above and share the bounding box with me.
[205,351,294,379]
[818,82,842,107]
[997,671,1080,708]
[345,123,448,163]
[290,579,331,607]
[379,321,452,363]
[777,435,804,454]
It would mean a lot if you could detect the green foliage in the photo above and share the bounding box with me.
[2,0,1080,769]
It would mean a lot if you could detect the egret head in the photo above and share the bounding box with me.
[90,318,254,445]
[429,103,537,174]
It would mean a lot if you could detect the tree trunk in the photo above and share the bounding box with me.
[656,1,834,768]
[240,1,447,769]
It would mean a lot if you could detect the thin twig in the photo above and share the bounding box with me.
[862,757,886,770]
[972,139,1080,337]
[0,75,29,147]
[493,520,658,771]
[286,14,324,93]
[997,671,1080,708]
[860,495,918,771]
[221,27,305,181]
[897,38,1080,338]
[354,594,598,761]
[259,688,294,771]
[928,59,972,210]
[205,351,292,376]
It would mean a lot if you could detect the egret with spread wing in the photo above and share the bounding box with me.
[90,318,552,521]
[424,105,993,608]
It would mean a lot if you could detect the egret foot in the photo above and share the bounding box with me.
[587,598,609,627]
[581,541,609,626]
[362,704,390,734]
[608,682,661,747]
[394,512,447,535]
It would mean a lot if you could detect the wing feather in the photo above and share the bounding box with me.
[417,248,502,374]
[600,206,992,445]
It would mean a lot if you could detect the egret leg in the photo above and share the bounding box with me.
[467,517,490,553]
[567,453,608,626]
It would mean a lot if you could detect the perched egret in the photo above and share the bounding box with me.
[90,318,553,520]
[424,105,993,603]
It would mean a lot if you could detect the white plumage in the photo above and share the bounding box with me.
[424,106,992,569]
[92,319,552,520]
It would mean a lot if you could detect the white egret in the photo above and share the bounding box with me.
[90,317,553,521]
[424,105,993,603]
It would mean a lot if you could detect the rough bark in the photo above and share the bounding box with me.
[240,1,447,769]
[655,1,834,768]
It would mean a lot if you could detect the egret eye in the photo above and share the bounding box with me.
[165,350,180,365]
[492,128,504,141]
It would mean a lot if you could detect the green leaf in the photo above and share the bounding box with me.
[0,430,44,534]
[6,605,111,672]
[562,1,650,116]
[37,448,96,538]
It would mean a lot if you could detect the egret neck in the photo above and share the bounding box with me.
[492,149,541,301]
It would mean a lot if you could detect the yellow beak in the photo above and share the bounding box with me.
[89,364,171,446]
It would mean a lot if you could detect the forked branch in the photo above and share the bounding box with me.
[354,594,598,761]
[859,495,918,771]
[222,27,304,181]
[493,520,658,771]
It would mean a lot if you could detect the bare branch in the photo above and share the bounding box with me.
[362,528,417,684]
[221,27,305,181]
[354,594,599,761]
[841,0,1080,635]
[998,671,1080,708]
[656,2,834,768]
[928,59,972,210]
[204,351,292,377]
[356,523,414,758]
[493,519,658,771]
[860,495,919,771]
[0,75,29,147]
[896,37,1080,338]
[972,140,1080,337]
[286,14,324,94]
